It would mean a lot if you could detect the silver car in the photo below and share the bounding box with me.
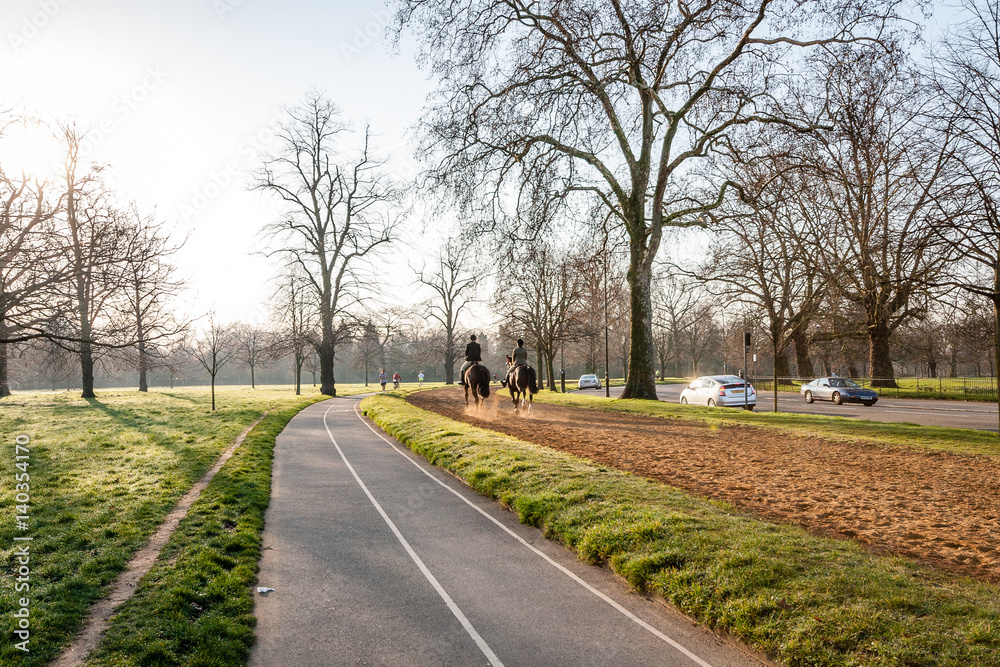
[578,374,602,389]
[679,375,756,410]
[800,377,878,406]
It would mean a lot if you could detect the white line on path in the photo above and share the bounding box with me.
[352,403,715,667]
[321,406,504,667]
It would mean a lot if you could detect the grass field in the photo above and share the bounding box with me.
[535,390,1000,457]
[0,385,326,666]
[363,392,1000,666]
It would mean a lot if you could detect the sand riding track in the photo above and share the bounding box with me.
[409,388,1000,585]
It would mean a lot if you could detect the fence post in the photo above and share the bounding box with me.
[964,378,967,401]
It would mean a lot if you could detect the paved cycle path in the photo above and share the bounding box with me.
[250,396,765,667]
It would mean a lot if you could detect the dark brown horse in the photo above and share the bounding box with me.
[506,361,538,414]
[464,362,491,410]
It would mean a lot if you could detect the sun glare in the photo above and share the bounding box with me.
[0,123,63,181]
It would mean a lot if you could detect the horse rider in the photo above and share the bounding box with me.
[458,334,482,386]
[501,338,528,387]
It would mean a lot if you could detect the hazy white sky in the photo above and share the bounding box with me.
[0,0,970,330]
[1,0,437,325]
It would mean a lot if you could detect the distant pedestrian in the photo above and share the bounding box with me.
[418,371,424,385]
[379,368,388,392]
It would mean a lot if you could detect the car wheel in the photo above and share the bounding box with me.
[832,392,842,405]
[804,390,814,404]
[863,401,874,407]
[680,397,688,404]
[707,399,716,407]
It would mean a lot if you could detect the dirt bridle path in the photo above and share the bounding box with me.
[409,388,1000,585]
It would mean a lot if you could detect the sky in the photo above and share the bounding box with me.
[0,0,438,326]
[0,0,971,331]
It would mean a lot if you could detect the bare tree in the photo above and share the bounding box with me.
[497,243,586,390]
[932,0,1000,429]
[255,92,401,396]
[416,238,478,384]
[396,0,910,399]
[272,268,316,395]
[233,323,278,389]
[115,204,186,392]
[0,118,61,396]
[807,49,961,388]
[58,123,135,399]
[187,315,237,411]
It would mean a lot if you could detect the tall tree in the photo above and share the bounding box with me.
[932,0,1000,430]
[416,239,478,384]
[808,50,960,387]
[0,121,61,396]
[116,205,186,392]
[255,93,401,396]
[59,124,132,398]
[272,268,316,395]
[396,0,910,399]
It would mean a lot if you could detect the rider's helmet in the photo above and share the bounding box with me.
[470,334,477,341]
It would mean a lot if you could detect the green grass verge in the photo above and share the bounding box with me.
[362,393,1000,667]
[532,391,1000,457]
[84,395,325,666]
[0,385,324,666]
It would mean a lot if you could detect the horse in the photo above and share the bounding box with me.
[506,361,538,414]
[463,362,491,410]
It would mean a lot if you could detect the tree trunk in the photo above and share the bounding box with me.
[294,352,303,395]
[80,341,96,399]
[536,347,544,389]
[792,332,814,378]
[545,351,556,391]
[250,365,256,389]
[211,374,216,411]
[620,239,658,400]
[868,323,896,388]
[774,350,791,379]
[444,329,456,384]
[0,341,9,398]
[319,338,336,396]
[138,337,148,392]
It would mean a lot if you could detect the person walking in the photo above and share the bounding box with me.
[418,371,424,385]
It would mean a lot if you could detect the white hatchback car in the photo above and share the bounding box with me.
[578,374,602,389]
[679,375,756,410]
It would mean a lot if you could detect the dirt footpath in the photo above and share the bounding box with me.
[408,388,1000,584]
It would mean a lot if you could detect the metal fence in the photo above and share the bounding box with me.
[748,376,999,402]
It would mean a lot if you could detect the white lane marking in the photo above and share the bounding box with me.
[322,405,504,667]
[352,403,715,667]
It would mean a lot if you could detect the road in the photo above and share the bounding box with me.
[250,397,765,667]
[577,384,1000,431]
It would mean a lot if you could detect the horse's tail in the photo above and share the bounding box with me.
[480,370,491,398]
[528,367,539,395]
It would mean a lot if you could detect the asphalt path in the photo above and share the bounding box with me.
[250,397,765,667]
[577,384,1000,431]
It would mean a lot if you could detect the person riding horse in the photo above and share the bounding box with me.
[458,334,482,386]
[501,339,528,387]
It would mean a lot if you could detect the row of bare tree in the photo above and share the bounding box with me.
[0,116,183,398]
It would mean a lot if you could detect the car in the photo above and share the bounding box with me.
[800,377,878,406]
[578,374,602,389]
[679,375,756,410]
